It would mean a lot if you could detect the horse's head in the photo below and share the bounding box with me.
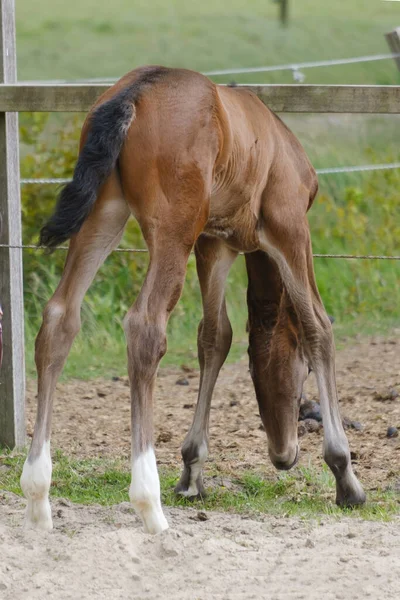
[246,251,308,470]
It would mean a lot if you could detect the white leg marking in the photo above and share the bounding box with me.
[129,447,169,535]
[20,441,53,531]
[179,441,208,497]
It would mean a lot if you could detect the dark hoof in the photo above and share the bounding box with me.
[174,488,206,502]
[174,466,206,499]
[336,481,366,508]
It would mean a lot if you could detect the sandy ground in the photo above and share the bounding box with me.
[1,336,399,599]
[1,492,399,600]
[24,335,400,488]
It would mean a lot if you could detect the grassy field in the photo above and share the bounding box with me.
[13,0,400,379]
[15,1,400,84]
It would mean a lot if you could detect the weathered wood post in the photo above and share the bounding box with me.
[280,0,288,26]
[0,0,25,448]
[385,27,400,73]
[272,1,289,27]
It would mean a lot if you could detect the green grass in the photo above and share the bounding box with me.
[22,279,400,382]
[1,450,398,521]
[22,253,250,379]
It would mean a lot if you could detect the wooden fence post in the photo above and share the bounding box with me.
[0,0,25,448]
[272,1,289,27]
[385,27,400,73]
[280,0,288,27]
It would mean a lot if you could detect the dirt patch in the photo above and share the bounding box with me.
[1,492,399,600]
[25,336,400,489]
[4,337,400,599]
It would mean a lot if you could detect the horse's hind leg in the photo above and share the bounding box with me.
[124,202,211,533]
[175,237,237,497]
[21,174,129,530]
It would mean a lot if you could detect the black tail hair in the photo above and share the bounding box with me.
[39,67,167,249]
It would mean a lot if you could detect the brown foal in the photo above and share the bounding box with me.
[21,66,365,534]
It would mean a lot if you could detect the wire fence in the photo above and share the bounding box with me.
[14,52,400,258]
[7,159,399,261]
[10,51,400,263]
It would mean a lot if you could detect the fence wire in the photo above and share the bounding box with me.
[18,52,400,84]
[19,161,400,185]
[0,244,399,261]
[203,53,400,77]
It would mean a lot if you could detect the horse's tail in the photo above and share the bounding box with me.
[39,67,167,249]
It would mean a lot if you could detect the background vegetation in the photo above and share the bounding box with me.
[15,0,400,85]
[15,0,400,379]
